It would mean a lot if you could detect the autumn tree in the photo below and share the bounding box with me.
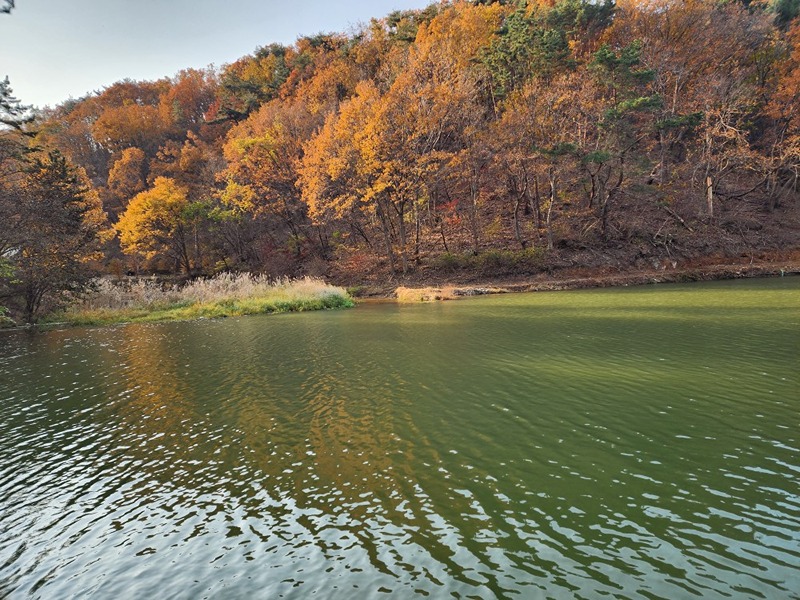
[347,18,410,88]
[300,82,389,266]
[1,77,34,319]
[288,38,361,116]
[39,80,170,185]
[610,0,770,202]
[300,2,504,272]
[374,2,504,264]
[215,44,292,122]
[37,96,113,184]
[1,150,109,322]
[221,98,322,260]
[402,1,504,256]
[764,21,800,210]
[490,71,590,250]
[91,100,170,156]
[149,132,221,196]
[115,177,200,274]
[161,68,218,131]
[105,146,147,217]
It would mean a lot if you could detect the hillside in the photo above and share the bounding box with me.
[2,0,799,320]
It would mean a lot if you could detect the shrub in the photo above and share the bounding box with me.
[0,305,15,328]
[433,247,546,275]
[433,252,468,272]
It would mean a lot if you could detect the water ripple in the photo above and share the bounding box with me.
[1,279,799,598]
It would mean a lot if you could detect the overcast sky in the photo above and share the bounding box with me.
[1,0,433,109]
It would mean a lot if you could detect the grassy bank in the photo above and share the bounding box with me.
[50,274,354,327]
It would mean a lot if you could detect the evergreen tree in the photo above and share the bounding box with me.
[1,151,108,322]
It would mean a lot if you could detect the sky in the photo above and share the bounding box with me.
[0,0,433,109]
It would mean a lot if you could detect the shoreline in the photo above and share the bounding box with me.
[1,277,355,331]
[352,257,800,301]
[0,295,354,332]
[3,259,797,331]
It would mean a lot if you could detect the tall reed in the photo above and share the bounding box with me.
[55,274,353,326]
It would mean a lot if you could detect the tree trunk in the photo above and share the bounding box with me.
[586,165,598,208]
[601,157,626,240]
[439,219,449,253]
[598,174,608,237]
[512,194,526,250]
[375,199,396,274]
[706,175,714,218]
[546,169,556,252]
[659,129,668,186]
[175,225,192,275]
[469,174,480,254]
[395,199,408,275]
[530,174,542,239]
[192,225,198,271]
[512,169,529,250]
[24,283,44,324]
[413,200,421,266]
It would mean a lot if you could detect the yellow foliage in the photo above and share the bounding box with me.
[412,1,505,72]
[220,98,319,218]
[219,180,256,212]
[299,81,382,221]
[107,147,147,204]
[115,177,189,260]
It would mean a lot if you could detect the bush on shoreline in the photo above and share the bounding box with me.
[50,274,354,326]
[0,305,15,328]
[433,248,547,275]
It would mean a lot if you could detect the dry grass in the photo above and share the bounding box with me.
[395,286,507,302]
[54,274,353,326]
[396,286,452,302]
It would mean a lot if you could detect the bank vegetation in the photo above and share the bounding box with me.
[47,275,353,327]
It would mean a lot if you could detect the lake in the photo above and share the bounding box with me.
[1,277,798,599]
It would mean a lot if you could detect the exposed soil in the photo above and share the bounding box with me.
[333,249,800,299]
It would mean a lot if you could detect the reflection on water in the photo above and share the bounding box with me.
[1,277,798,598]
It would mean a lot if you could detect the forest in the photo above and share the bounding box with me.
[1,0,799,322]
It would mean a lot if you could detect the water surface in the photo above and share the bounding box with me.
[1,277,798,598]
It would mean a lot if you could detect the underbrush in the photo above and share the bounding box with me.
[433,247,547,274]
[51,274,354,326]
[0,306,14,328]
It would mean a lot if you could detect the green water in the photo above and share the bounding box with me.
[1,277,798,599]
